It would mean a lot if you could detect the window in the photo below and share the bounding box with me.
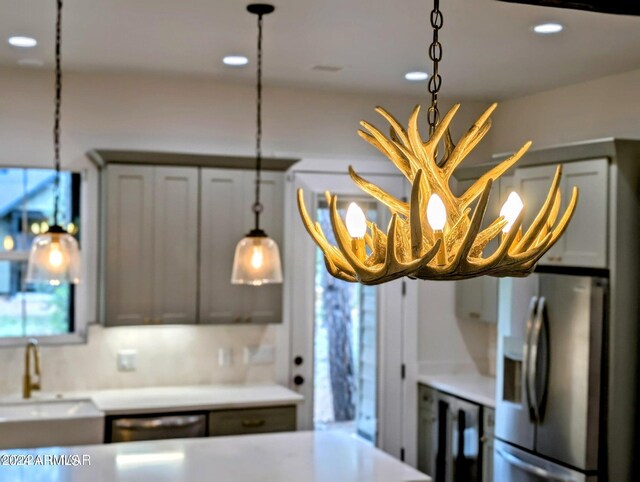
[0,168,80,340]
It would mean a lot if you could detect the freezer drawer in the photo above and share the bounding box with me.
[494,440,597,482]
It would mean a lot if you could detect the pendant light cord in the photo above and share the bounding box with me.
[427,0,443,137]
[252,12,264,231]
[53,0,63,227]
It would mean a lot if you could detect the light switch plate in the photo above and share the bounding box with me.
[218,347,233,367]
[244,345,275,365]
[117,349,137,372]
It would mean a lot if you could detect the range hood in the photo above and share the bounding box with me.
[495,0,640,16]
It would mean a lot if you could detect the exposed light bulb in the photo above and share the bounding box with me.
[427,194,447,231]
[48,242,64,268]
[345,202,367,238]
[3,235,14,251]
[31,223,41,235]
[500,192,524,233]
[250,245,264,270]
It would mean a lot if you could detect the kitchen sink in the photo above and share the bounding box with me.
[0,399,104,450]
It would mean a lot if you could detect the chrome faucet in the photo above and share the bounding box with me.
[23,339,41,399]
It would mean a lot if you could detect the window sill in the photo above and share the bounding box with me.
[0,330,87,348]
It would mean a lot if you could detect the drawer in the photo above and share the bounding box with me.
[208,405,296,436]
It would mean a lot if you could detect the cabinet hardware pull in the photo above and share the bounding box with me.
[241,418,266,428]
[469,312,481,319]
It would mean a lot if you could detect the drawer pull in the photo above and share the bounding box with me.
[241,418,266,428]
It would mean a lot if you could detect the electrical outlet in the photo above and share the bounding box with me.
[117,349,137,372]
[244,345,275,365]
[218,347,233,367]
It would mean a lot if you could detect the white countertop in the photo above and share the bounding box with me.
[417,373,496,408]
[0,383,303,415]
[0,431,430,482]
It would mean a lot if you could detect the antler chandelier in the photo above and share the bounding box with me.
[297,0,578,285]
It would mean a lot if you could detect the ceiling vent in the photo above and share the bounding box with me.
[495,0,640,16]
[311,65,343,73]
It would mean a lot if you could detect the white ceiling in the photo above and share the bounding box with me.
[1,0,640,100]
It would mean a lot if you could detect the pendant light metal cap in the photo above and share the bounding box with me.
[247,4,275,16]
[26,227,81,286]
[231,234,283,286]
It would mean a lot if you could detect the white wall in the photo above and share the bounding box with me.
[0,66,493,394]
[0,67,493,169]
[417,281,494,375]
[490,68,640,154]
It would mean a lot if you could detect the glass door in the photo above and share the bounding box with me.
[312,198,378,442]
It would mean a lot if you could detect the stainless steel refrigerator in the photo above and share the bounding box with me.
[494,272,607,482]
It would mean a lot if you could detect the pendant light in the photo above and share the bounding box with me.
[26,0,81,286]
[231,4,283,286]
[296,0,578,285]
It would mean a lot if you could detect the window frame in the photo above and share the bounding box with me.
[0,166,89,347]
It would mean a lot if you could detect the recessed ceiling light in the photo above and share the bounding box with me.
[223,55,249,66]
[532,23,564,35]
[18,58,45,68]
[405,71,429,82]
[8,36,37,48]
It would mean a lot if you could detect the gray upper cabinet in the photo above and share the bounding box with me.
[152,167,199,324]
[199,169,284,324]
[106,165,154,325]
[199,169,246,324]
[105,165,199,326]
[514,158,608,268]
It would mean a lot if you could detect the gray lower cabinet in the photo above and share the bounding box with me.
[106,405,296,442]
[208,405,296,436]
[417,383,493,482]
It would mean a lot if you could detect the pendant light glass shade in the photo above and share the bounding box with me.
[26,226,80,286]
[231,231,282,286]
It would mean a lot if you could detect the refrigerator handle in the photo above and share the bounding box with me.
[495,447,576,481]
[523,296,538,422]
[529,296,550,424]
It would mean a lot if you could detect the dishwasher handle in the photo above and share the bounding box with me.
[115,415,204,430]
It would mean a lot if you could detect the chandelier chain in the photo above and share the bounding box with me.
[427,0,443,136]
[252,12,265,230]
[53,0,63,227]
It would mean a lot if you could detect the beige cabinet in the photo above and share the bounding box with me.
[105,165,199,325]
[514,158,608,268]
[199,169,284,324]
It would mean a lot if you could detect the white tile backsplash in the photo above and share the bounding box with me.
[0,323,277,396]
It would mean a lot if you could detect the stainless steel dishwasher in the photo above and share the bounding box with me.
[109,414,206,443]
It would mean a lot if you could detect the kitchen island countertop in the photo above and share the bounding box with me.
[0,431,430,482]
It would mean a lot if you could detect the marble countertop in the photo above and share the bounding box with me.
[0,383,303,415]
[417,373,496,408]
[0,431,430,482]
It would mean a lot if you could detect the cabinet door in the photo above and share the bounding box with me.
[515,159,608,268]
[558,159,608,267]
[106,165,154,325]
[240,171,284,324]
[454,178,504,324]
[514,164,563,264]
[152,167,199,324]
[199,169,246,323]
